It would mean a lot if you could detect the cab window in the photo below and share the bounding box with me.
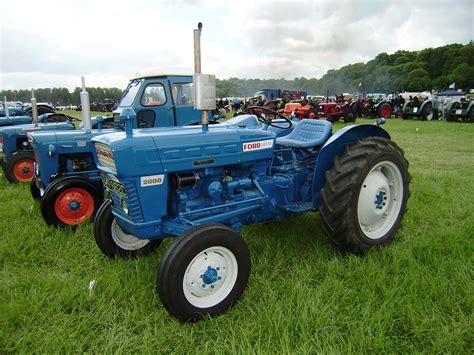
[141,84,166,106]
[171,83,193,106]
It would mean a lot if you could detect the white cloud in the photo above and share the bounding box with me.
[1,0,472,89]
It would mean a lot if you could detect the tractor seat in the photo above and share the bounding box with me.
[276,119,332,148]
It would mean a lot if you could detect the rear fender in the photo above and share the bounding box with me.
[312,124,390,209]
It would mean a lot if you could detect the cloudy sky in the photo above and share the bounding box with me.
[1,0,472,90]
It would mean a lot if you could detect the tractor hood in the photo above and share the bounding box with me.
[93,123,277,177]
[29,127,115,146]
[0,115,32,126]
[0,121,74,137]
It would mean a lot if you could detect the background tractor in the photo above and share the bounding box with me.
[317,101,356,122]
[402,98,436,120]
[90,24,411,322]
[445,100,474,122]
[28,74,216,227]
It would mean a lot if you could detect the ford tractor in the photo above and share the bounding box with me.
[0,92,81,183]
[28,74,215,227]
[91,24,411,322]
[1,97,55,123]
[317,101,356,123]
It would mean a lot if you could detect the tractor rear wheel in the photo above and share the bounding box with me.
[327,116,338,123]
[157,224,251,322]
[469,107,474,123]
[305,108,318,119]
[320,137,410,254]
[421,102,433,120]
[41,176,102,226]
[30,175,42,200]
[94,199,161,258]
[4,151,35,183]
[378,103,392,118]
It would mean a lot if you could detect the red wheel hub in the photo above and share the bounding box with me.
[54,187,95,225]
[308,112,316,119]
[381,105,391,118]
[13,159,35,182]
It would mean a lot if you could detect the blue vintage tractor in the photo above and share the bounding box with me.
[0,113,80,182]
[0,99,56,123]
[27,74,212,227]
[90,24,411,322]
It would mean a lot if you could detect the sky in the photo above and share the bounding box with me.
[1,0,473,90]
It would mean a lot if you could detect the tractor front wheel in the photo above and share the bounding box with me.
[41,176,102,226]
[320,137,410,254]
[4,151,35,183]
[94,199,161,258]
[157,224,251,322]
[30,175,42,200]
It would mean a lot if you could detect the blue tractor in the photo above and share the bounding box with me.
[28,74,211,226]
[0,99,56,126]
[91,24,411,322]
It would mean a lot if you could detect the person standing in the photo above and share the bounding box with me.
[432,94,440,120]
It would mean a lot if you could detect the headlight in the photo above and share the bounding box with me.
[120,199,129,214]
[95,142,117,172]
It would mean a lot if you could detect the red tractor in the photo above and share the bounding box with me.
[282,102,319,120]
[317,101,356,123]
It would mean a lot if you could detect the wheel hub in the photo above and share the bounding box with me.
[183,246,237,308]
[69,201,80,211]
[111,219,149,250]
[54,187,95,225]
[357,161,403,239]
[202,266,219,285]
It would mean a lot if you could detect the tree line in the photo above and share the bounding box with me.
[2,43,472,104]
[0,87,123,106]
[217,43,473,97]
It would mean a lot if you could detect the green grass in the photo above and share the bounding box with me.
[1,118,473,352]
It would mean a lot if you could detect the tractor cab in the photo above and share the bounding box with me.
[114,74,206,128]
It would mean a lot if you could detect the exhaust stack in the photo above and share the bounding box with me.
[4,96,9,119]
[192,22,216,132]
[80,77,92,132]
[31,90,38,126]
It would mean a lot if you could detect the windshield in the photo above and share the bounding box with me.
[119,79,142,107]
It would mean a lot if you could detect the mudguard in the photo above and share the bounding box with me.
[312,124,391,208]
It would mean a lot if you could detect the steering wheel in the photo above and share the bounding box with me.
[246,106,292,129]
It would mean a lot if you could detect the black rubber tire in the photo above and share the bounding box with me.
[305,108,318,119]
[157,224,251,322]
[30,175,42,200]
[94,199,161,258]
[4,151,35,183]
[327,116,338,123]
[320,137,411,254]
[469,107,474,123]
[41,176,103,226]
[343,111,356,123]
[421,102,433,121]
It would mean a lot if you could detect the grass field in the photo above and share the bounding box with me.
[1,116,473,353]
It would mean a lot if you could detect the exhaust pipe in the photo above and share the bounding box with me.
[193,22,216,132]
[4,96,9,119]
[31,90,38,126]
[80,77,92,132]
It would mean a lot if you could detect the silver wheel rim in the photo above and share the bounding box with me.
[357,160,404,240]
[183,246,238,308]
[427,111,433,120]
[111,219,150,250]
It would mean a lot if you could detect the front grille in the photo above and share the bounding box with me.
[95,142,116,172]
[101,174,127,198]
[102,174,143,221]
